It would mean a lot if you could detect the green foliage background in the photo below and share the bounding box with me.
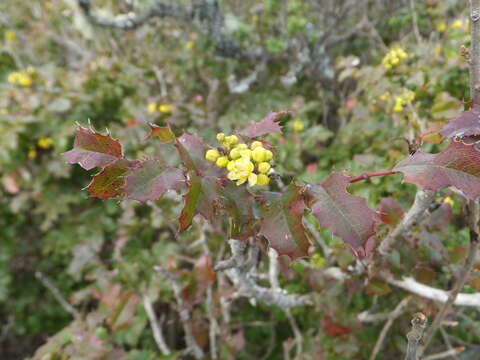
[1,0,480,359]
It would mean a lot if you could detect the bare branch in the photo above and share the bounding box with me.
[35,271,80,319]
[142,294,171,355]
[423,347,465,360]
[154,266,204,359]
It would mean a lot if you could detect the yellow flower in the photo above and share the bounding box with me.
[451,19,463,29]
[205,149,220,162]
[436,22,446,32]
[252,147,267,163]
[0,108,8,115]
[264,150,273,161]
[250,141,263,149]
[443,196,454,207]
[379,92,390,101]
[236,143,248,150]
[239,149,252,159]
[229,147,241,160]
[225,135,238,146]
[293,119,305,132]
[17,73,32,87]
[258,162,271,173]
[28,149,37,159]
[227,160,235,171]
[186,40,194,50]
[216,133,225,142]
[310,253,325,269]
[158,104,173,114]
[147,103,157,113]
[7,72,19,84]
[393,104,403,112]
[4,30,16,42]
[37,137,54,149]
[256,174,270,186]
[227,157,255,186]
[216,156,228,168]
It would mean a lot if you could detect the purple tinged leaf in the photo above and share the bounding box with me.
[123,159,185,202]
[378,197,404,226]
[259,183,311,260]
[239,111,288,138]
[440,104,480,139]
[393,141,480,200]
[85,158,138,199]
[148,123,175,143]
[306,172,377,256]
[175,133,222,177]
[63,126,123,170]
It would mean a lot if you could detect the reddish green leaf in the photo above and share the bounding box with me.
[123,159,185,202]
[86,158,137,199]
[175,133,222,177]
[239,111,288,138]
[63,126,123,170]
[259,184,311,260]
[378,197,404,226]
[221,183,256,239]
[440,104,480,139]
[149,123,175,143]
[365,280,391,296]
[322,316,351,337]
[306,172,376,257]
[393,141,480,200]
[178,173,223,231]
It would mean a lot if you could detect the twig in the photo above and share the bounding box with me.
[216,239,312,308]
[471,0,480,104]
[423,347,465,360]
[142,294,171,355]
[369,296,411,360]
[35,271,80,319]
[418,200,480,356]
[405,312,427,360]
[378,190,436,256]
[409,0,422,45]
[348,170,397,184]
[154,266,204,359]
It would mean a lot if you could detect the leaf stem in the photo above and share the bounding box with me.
[349,170,397,183]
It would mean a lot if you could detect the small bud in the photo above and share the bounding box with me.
[264,150,273,161]
[147,103,157,113]
[239,149,252,159]
[227,161,235,171]
[258,162,271,173]
[252,147,266,163]
[216,156,228,167]
[216,133,225,142]
[229,148,241,160]
[205,149,220,162]
[236,143,248,150]
[229,135,238,145]
[158,104,173,114]
[251,141,263,149]
[248,173,257,186]
[293,119,305,133]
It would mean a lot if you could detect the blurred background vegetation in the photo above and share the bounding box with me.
[1,0,480,359]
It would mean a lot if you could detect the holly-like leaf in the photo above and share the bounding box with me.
[239,111,287,138]
[306,172,376,256]
[378,197,404,226]
[123,159,185,202]
[393,141,480,200]
[63,126,123,170]
[175,133,222,177]
[440,104,480,139]
[259,184,310,260]
[222,183,256,239]
[86,158,138,199]
[149,123,175,143]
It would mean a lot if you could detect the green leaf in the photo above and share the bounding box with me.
[148,123,175,143]
[86,159,137,199]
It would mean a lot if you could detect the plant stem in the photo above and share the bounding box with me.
[405,313,427,360]
[348,170,397,183]
[471,0,480,104]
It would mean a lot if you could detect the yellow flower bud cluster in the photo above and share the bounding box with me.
[393,89,415,113]
[147,102,173,114]
[451,19,466,30]
[381,47,408,70]
[7,68,34,87]
[205,134,274,186]
[37,137,54,149]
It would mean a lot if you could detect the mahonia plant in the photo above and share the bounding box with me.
[65,107,480,260]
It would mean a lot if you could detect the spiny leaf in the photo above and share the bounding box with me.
[393,141,480,200]
[123,159,185,203]
[440,104,480,139]
[178,173,223,231]
[175,133,222,177]
[259,183,310,260]
[85,158,138,199]
[239,111,288,138]
[221,183,256,239]
[306,172,376,257]
[149,123,175,143]
[63,126,122,170]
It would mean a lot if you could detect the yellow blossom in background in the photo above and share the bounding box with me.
[28,149,37,159]
[392,89,415,112]
[4,30,16,43]
[7,71,33,87]
[158,104,173,114]
[26,66,35,75]
[147,103,157,113]
[292,119,305,132]
[310,253,326,269]
[451,19,463,29]
[379,92,391,101]
[436,22,446,32]
[186,40,194,50]
[37,137,54,149]
[382,47,408,70]
[0,108,9,115]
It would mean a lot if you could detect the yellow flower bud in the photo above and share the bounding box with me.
[28,149,37,159]
[216,156,228,168]
[37,137,54,149]
[18,74,32,87]
[264,150,273,161]
[216,133,225,142]
[158,104,173,114]
[7,72,18,84]
[205,149,220,162]
[229,148,241,160]
[251,141,263,149]
[239,149,252,159]
[228,135,238,145]
[390,57,399,65]
[147,103,157,113]
[393,104,403,112]
[236,143,248,150]
[227,161,235,171]
[258,162,271,173]
[26,66,35,75]
[252,147,266,163]
[443,196,454,207]
[293,119,305,132]
[256,174,270,186]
